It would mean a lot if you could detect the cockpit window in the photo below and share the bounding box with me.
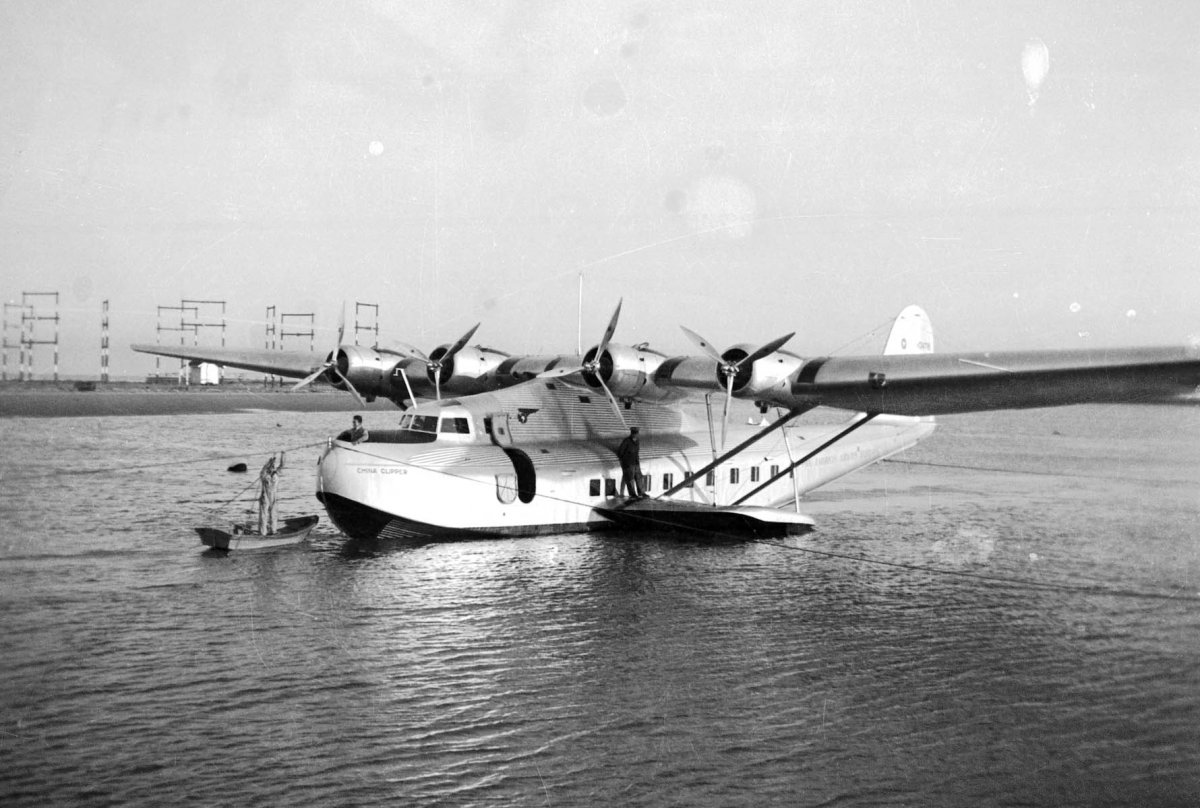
[398,414,437,432]
[396,412,469,438]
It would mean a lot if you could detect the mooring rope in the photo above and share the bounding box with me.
[2,440,328,482]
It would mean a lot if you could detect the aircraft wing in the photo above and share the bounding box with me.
[784,345,1200,415]
[130,343,325,379]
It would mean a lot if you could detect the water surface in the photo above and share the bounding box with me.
[2,405,1198,806]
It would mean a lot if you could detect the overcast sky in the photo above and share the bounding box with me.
[2,1,1198,377]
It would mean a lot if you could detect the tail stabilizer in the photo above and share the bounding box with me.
[883,305,934,356]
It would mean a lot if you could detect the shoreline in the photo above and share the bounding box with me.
[0,382,399,418]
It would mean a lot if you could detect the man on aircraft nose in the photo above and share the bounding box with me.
[348,414,369,444]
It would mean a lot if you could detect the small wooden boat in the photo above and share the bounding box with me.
[196,515,319,551]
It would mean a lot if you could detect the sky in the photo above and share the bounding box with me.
[2,0,1198,378]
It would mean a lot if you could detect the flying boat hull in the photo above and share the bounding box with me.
[314,410,934,541]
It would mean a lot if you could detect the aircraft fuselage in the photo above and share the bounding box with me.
[314,380,935,540]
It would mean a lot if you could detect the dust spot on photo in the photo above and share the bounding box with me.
[582,78,627,118]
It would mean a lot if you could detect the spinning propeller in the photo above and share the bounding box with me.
[539,299,629,429]
[292,305,366,406]
[680,326,794,452]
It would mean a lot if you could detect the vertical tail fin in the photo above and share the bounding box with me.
[880,305,935,426]
[883,305,934,356]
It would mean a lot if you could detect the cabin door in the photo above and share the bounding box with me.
[484,413,514,447]
[484,412,536,503]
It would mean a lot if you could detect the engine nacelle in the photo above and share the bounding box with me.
[332,345,396,402]
[583,343,674,401]
[426,344,508,396]
[719,343,804,399]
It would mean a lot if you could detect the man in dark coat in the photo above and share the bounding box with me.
[616,427,645,499]
[348,414,369,444]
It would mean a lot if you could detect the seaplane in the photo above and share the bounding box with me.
[134,303,1200,540]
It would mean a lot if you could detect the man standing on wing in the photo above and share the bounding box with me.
[616,427,645,500]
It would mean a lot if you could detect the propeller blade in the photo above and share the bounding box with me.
[596,299,623,358]
[734,332,795,370]
[292,362,331,391]
[331,365,367,407]
[680,326,725,364]
[595,373,628,431]
[442,322,481,364]
[720,372,734,454]
[426,323,480,401]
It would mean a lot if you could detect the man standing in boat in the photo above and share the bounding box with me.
[616,427,645,500]
[257,452,285,535]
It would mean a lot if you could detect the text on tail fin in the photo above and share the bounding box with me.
[883,305,934,355]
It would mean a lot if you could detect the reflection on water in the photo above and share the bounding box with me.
[1,406,1199,806]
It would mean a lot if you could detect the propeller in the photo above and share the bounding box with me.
[538,299,628,429]
[292,304,367,406]
[409,323,480,401]
[680,326,794,452]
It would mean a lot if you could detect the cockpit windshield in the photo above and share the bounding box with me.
[399,414,439,434]
[393,412,472,441]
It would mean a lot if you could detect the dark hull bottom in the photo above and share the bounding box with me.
[316,492,605,541]
[594,502,813,539]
